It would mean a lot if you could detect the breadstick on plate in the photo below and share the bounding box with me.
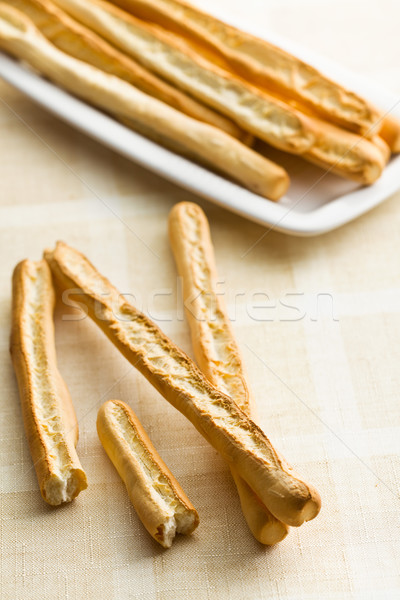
[45,241,321,527]
[10,259,87,505]
[50,0,386,183]
[0,5,288,200]
[380,114,400,153]
[97,399,199,548]
[169,201,289,545]
[51,0,318,154]
[7,0,252,143]
[109,0,383,136]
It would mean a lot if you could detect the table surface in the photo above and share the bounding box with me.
[1,1,400,599]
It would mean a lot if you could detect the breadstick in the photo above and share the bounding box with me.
[7,0,251,143]
[45,241,321,527]
[372,135,391,165]
[109,0,382,136]
[50,0,386,183]
[0,5,288,200]
[379,114,400,153]
[168,201,289,545]
[10,259,87,505]
[97,399,199,548]
[51,0,318,154]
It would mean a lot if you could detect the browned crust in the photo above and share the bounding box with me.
[50,0,384,183]
[109,0,382,135]
[0,5,288,200]
[168,201,290,544]
[97,399,199,547]
[45,241,321,526]
[10,259,87,505]
[380,114,400,153]
[7,0,251,142]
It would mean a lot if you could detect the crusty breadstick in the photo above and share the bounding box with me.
[51,0,318,154]
[97,399,199,548]
[372,135,391,165]
[109,0,382,136]
[169,201,289,545]
[7,0,251,143]
[10,259,87,505]
[50,0,386,183]
[0,5,288,200]
[45,241,321,527]
[380,114,400,153]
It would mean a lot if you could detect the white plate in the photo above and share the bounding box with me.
[1,19,400,236]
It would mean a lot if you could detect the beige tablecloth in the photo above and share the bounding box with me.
[1,1,400,598]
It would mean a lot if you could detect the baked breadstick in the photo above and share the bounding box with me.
[0,5,288,200]
[10,259,87,505]
[45,241,321,527]
[97,399,199,548]
[109,0,382,136]
[169,201,289,545]
[50,0,386,183]
[51,0,318,154]
[380,114,400,153]
[7,0,251,143]
[372,135,391,165]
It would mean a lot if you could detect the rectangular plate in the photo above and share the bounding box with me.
[1,12,400,236]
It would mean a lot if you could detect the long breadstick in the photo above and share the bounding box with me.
[45,241,321,527]
[109,0,382,136]
[7,0,251,143]
[10,259,87,505]
[50,0,386,183]
[51,0,318,154]
[168,201,289,545]
[97,399,199,548]
[0,5,288,200]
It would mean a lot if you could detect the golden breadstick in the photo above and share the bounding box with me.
[97,399,199,548]
[372,135,391,165]
[10,259,87,505]
[51,0,318,154]
[109,0,382,136]
[168,201,289,545]
[380,114,400,153]
[7,0,251,143]
[51,0,385,183]
[0,5,287,200]
[303,117,386,184]
[45,241,321,527]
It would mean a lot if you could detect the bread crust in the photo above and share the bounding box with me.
[49,0,385,183]
[10,259,87,505]
[7,0,251,143]
[51,0,319,154]
[0,5,288,200]
[169,201,290,544]
[109,0,382,135]
[45,241,321,527]
[97,399,199,548]
[380,115,400,153]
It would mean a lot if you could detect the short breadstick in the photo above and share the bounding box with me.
[97,399,199,548]
[109,0,382,135]
[10,259,87,505]
[51,0,385,183]
[7,0,251,143]
[379,114,400,153]
[45,241,321,527]
[168,201,289,545]
[0,5,287,200]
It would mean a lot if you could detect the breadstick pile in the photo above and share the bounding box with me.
[1,0,399,199]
